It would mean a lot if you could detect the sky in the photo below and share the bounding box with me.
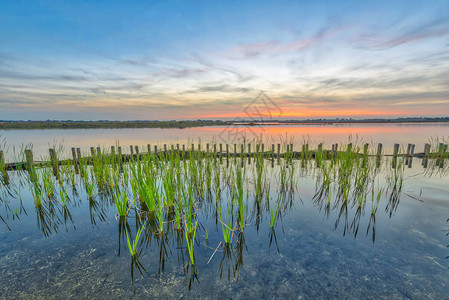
[0,0,448,120]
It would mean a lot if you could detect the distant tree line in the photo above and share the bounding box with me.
[0,117,447,129]
[0,120,231,129]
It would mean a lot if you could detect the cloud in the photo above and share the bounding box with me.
[225,25,347,59]
[357,17,449,50]
[183,84,252,94]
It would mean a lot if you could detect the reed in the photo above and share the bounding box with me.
[59,183,69,207]
[217,200,235,244]
[0,137,440,260]
[184,214,198,264]
[235,163,246,230]
[113,176,129,217]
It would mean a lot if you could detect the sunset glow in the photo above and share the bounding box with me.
[1,1,448,120]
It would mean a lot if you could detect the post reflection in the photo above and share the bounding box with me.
[0,148,447,291]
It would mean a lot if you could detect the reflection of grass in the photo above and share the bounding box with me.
[125,221,146,257]
[58,183,68,207]
[0,138,435,277]
[124,221,148,291]
[269,193,282,228]
[217,200,236,244]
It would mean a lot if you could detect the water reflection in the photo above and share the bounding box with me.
[0,153,448,291]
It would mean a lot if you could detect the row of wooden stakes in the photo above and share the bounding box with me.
[0,142,447,171]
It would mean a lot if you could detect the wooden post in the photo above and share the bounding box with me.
[363,143,369,155]
[393,144,399,157]
[240,144,244,157]
[318,143,323,152]
[440,144,447,168]
[111,146,115,155]
[377,143,383,157]
[405,143,411,166]
[213,144,216,154]
[248,144,251,156]
[76,148,82,163]
[25,149,33,169]
[256,144,260,154]
[347,143,352,154]
[408,144,415,168]
[424,143,430,157]
[191,144,194,153]
[182,145,186,157]
[422,143,429,167]
[207,143,210,153]
[408,156,413,168]
[147,144,151,154]
[72,147,80,174]
[96,146,101,157]
[76,148,82,176]
[154,145,158,155]
[406,144,412,156]
[226,144,229,157]
[261,144,264,154]
[118,147,123,172]
[130,145,134,155]
[423,157,428,168]
[164,144,167,153]
[90,147,95,157]
[71,147,77,162]
[135,145,139,155]
[49,148,59,175]
[177,144,180,152]
[277,144,280,157]
[271,144,275,159]
[49,148,56,161]
[234,144,237,156]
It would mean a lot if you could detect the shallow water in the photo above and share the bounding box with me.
[1,123,448,160]
[0,155,448,299]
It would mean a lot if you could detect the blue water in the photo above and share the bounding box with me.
[0,158,448,299]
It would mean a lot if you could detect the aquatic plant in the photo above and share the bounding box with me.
[184,215,198,264]
[58,183,69,207]
[113,178,129,217]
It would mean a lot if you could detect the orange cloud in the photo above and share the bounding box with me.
[187,108,405,119]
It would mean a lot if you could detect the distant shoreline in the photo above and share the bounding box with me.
[0,118,448,129]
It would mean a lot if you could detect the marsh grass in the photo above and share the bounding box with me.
[0,137,443,282]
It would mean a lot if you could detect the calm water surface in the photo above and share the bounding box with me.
[0,154,448,299]
[1,123,448,160]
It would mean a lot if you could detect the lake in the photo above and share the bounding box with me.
[0,123,448,160]
[0,125,448,298]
